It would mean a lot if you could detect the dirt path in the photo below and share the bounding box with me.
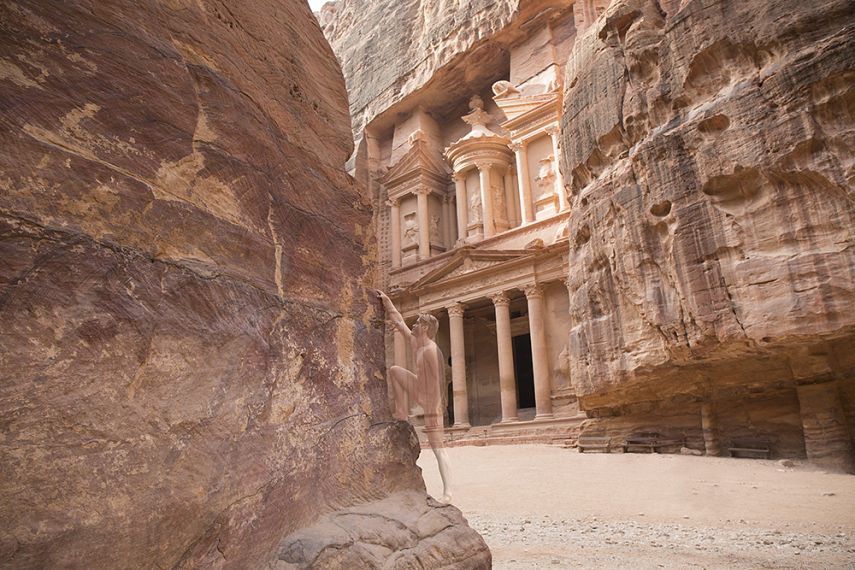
[416,445,855,569]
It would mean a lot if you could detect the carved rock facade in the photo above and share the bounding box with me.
[323,0,855,471]
[323,0,582,434]
[0,1,488,568]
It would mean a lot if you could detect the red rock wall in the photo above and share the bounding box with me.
[561,0,855,439]
[0,1,470,568]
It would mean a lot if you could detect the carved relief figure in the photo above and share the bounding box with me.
[554,346,575,393]
[402,213,418,245]
[468,191,482,223]
[492,185,507,222]
[376,291,453,503]
[429,214,440,244]
[535,155,555,189]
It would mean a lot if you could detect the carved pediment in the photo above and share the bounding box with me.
[377,136,451,198]
[408,247,529,292]
[494,90,561,140]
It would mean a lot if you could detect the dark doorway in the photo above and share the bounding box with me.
[512,333,535,409]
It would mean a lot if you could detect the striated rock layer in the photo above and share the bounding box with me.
[0,1,489,569]
[561,0,855,470]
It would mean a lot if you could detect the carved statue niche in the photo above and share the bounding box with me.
[554,346,573,390]
[402,212,418,246]
[492,185,507,223]
[468,191,482,223]
[535,155,555,190]
[429,214,440,244]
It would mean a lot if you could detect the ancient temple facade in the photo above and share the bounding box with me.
[322,0,855,470]
[361,5,592,431]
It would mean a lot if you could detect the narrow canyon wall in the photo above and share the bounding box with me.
[561,0,855,468]
[320,0,522,138]
[0,1,489,569]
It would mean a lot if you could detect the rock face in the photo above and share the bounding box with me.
[560,0,855,469]
[319,0,524,138]
[0,1,489,569]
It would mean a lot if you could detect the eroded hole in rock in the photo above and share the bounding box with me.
[649,200,671,217]
[575,225,592,246]
[698,114,730,136]
[702,168,769,216]
[682,39,780,107]
[810,70,855,135]
[629,48,660,87]
[599,10,640,44]
[624,113,650,146]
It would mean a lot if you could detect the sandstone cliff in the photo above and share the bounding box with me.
[0,1,489,568]
[561,0,855,468]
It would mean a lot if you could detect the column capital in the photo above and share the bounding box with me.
[545,124,559,137]
[475,162,491,172]
[488,291,510,307]
[443,194,455,204]
[452,170,466,182]
[523,282,544,299]
[414,186,432,196]
[385,197,400,208]
[509,140,526,152]
[447,302,468,318]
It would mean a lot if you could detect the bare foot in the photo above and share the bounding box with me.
[392,412,408,421]
[439,493,452,504]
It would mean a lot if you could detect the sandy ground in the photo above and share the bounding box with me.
[416,445,855,569]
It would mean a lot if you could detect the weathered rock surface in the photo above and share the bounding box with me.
[0,1,488,568]
[320,0,573,137]
[561,0,855,467]
[272,491,491,570]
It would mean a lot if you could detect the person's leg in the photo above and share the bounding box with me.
[425,409,452,503]
[389,365,416,421]
[432,446,452,503]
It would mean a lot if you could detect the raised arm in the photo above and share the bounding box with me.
[376,290,412,341]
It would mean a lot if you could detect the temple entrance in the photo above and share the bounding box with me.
[512,333,536,409]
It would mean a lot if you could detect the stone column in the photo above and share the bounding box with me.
[545,125,569,212]
[453,171,468,242]
[524,282,553,419]
[797,381,855,473]
[387,198,402,268]
[476,162,495,236]
[415,187,431,260]
[489,291,518,423]
[448,303,470,428]
[442,195,454,249]
[510,141,534,224]
[701,401,722,456]
[503,166,519,226]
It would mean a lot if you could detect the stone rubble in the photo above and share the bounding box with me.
[469,513,855,569]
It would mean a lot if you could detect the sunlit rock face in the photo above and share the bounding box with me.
[561,0,855,466]
[0,1,488,568]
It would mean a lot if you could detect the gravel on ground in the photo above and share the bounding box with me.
[416,444,855,569]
